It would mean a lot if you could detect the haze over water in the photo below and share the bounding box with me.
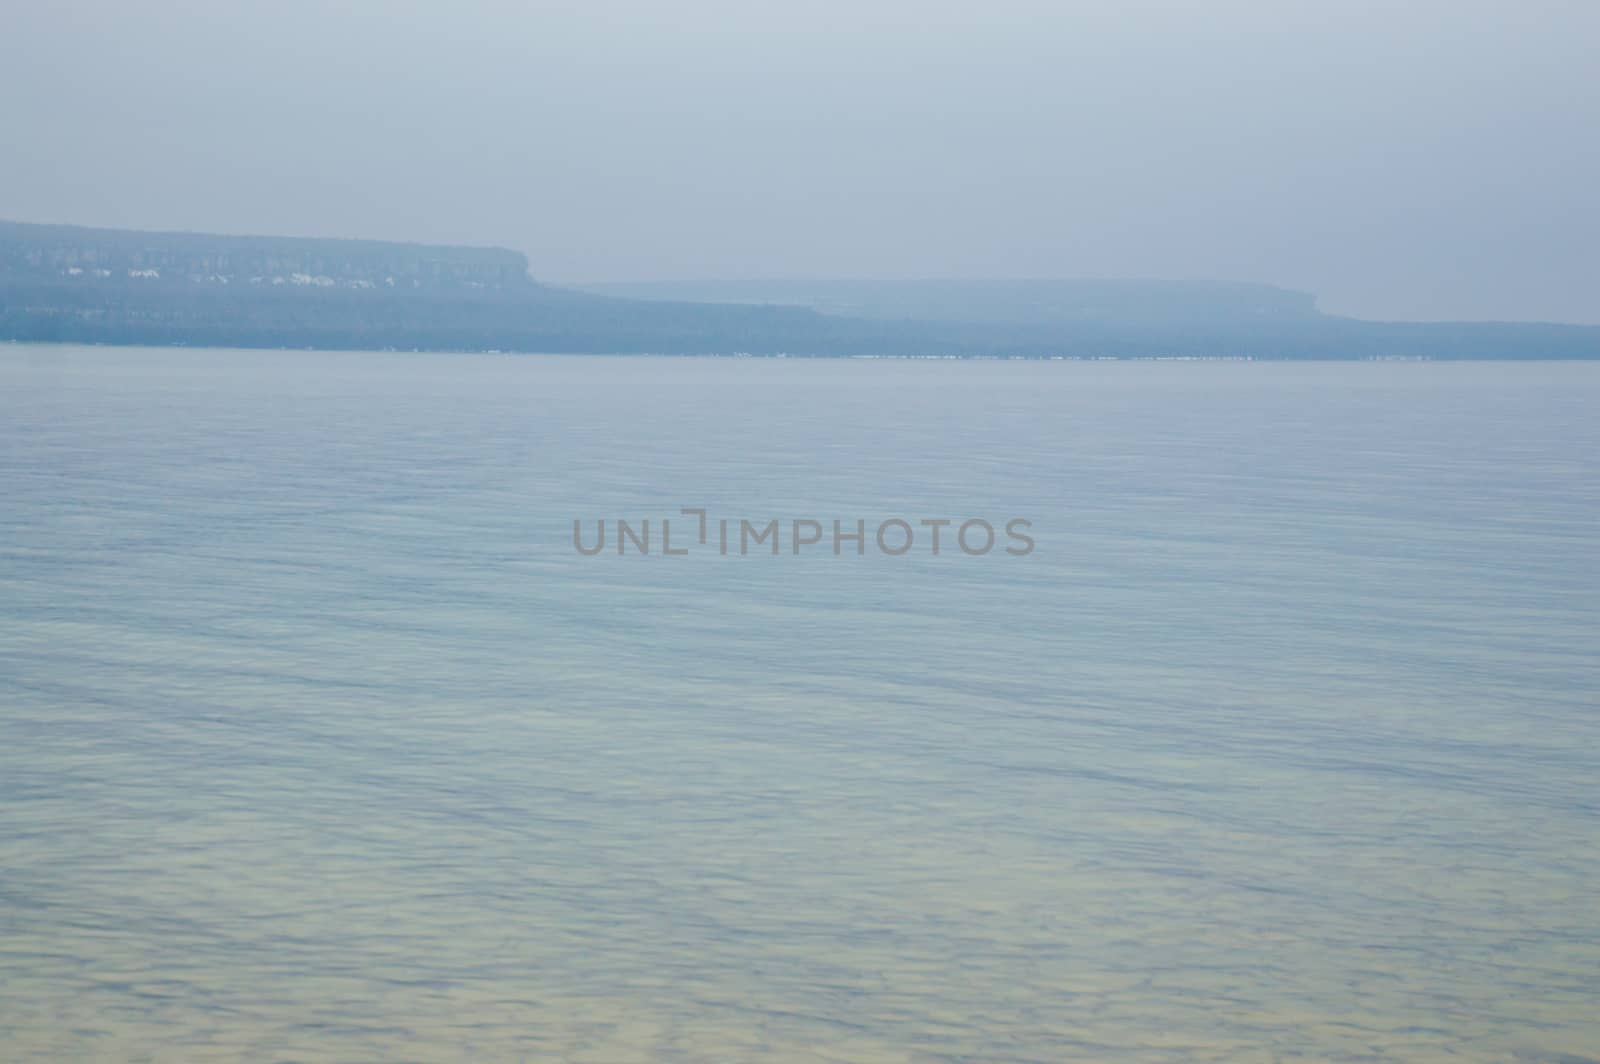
[1,345,1597,1061]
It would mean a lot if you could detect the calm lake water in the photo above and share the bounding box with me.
[1,345,1597,1062]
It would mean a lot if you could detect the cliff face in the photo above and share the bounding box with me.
[0,220,857,355]
[0,221,532,293]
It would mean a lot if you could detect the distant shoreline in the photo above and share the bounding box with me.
[15,338,1599,364]
[6,221,1600,360]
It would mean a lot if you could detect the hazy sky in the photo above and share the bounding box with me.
[3,0,1596,322]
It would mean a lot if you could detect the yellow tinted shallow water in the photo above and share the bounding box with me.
[1,348,1597,1061]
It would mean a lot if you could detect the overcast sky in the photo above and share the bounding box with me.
[3,0,1596,322]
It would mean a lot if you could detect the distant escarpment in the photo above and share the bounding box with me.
[4,221,1598,359]
[1,220,531,293]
